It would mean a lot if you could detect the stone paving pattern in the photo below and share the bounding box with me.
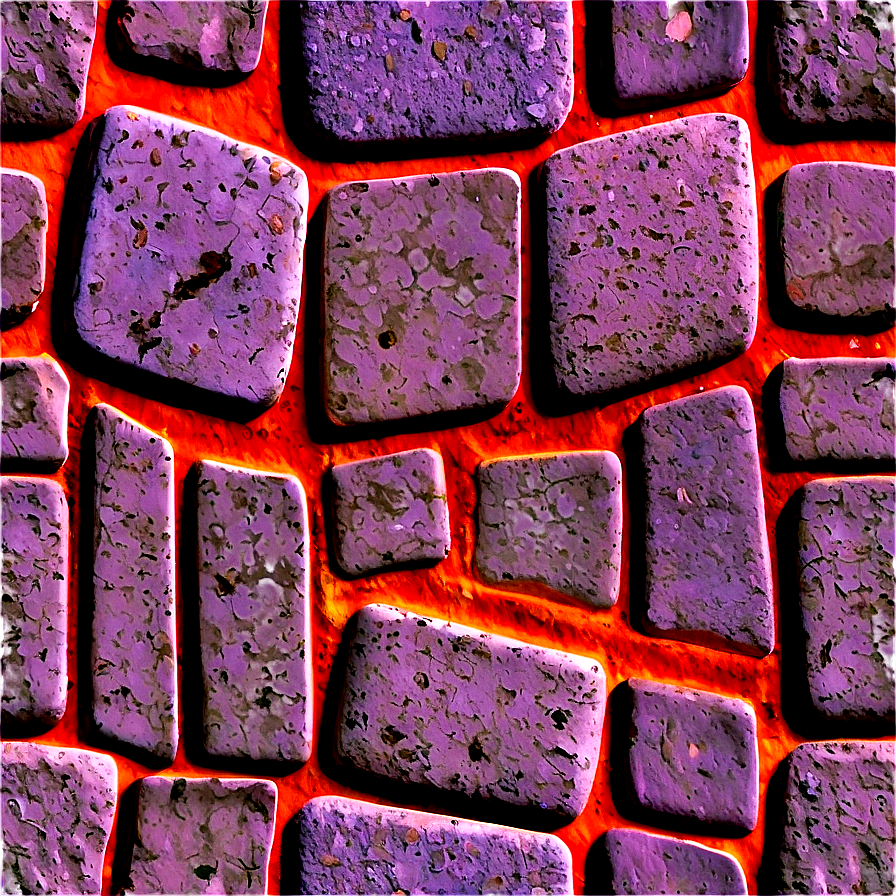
[1,169,47,329]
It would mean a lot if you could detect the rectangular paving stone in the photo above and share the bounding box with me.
[324,168,521,426]
[1,169,47,329]
[544,114,758,402]
[1,477,68,730]
[195,460,312,763]
[640,385,775,657]
[294,794,574,895]
[124,776,276,895]
[779,356,896,464]
[475,450,622,608]
[336,603,606,820]
[90,403,178,764]
[331,448,450,576]
[1,742,117,896]
[72,105,308,418]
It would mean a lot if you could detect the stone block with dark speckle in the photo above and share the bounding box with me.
[1,170,47,329]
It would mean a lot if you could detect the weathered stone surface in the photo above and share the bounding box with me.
[332,449,450,575]
[324,168,521,426]
[475,451,622,607]
[195,460,311,763]
[124,776,276,895]
[640,386,775,657]
[1,742,117,896]
[544,114,758,401]
[72,105,308,417]
[1,170,47,329]
[90,403,177,763]
[336,604,606,819]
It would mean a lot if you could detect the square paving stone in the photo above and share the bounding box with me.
[1,742,117,896]
[1,477,68,730]
[72,105,308,418]
[639,385,775,657]
[124,776,277,895]
[544,113,758,402]
[331,448,450,576]
[475,451,622,608]
[323,168,521,426]
[620,678,759,833]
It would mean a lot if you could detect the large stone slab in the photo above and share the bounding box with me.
[1,169,47,329]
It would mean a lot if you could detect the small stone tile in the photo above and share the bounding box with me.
[1,742,117,896]
[774,741,895,895]
[640,385,775,657]
[195,460,312,763]
[1,169,47,329]
[323,168,521,426]
[72,105,308,417]
[779,357,896,464]
[124,776,277,895]
[1,477,68,729]
[294,795,574,895]
[544,114,758,401]
[621,679,759,833]
[475,451,622,608]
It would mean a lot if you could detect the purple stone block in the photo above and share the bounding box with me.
[544,114,758,402]
[1,169,47,329]
[195,460,312,763]
[336,604,606,819]
[475,451,622,608]
[90,403,178,764]
[640,386,775,657]
[72,105,308,418]
[324,168,521,427]
[331,448,450,576]
[294,795,574,895]
[124,776,277,895]
[1,742,117,896]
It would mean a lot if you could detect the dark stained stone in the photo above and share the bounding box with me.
[1,169,47,329]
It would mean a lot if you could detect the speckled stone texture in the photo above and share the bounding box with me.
[621,679,759,832]
[0,1,97,134]
[779,357,896,463]
[609,1,749,110]
[1,170,47,329]
[773,741,895,895]
[600,828,748,895]
[544,114,758,402]
[90,403,178,764]
[124,776,277,895]
[72,105,308,418]
[324,168,521,427]
[336,604,606,819]
[640,386,775,657]
[195,460,312,763]
[291,1,573,148]
[475,451,622,608]
[294,795,574,895]
[1,355,69,471]
[1,742,117,896]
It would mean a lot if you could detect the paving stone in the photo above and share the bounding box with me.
[124,776,276,895]
[90,403,178,764]
[639,385,775,657]
[1,477,68,729]
[336,603,606,819]
[294,794,574,895]
[195,460,311,763]
[544,114,758,402]
[1,169,48,329]
[323,168,521,426]
[795,476,895,728]
[774,741,895,895]
[621,679,759,833]
[1,742,117,896]
[779,357,896,464]
[72,105,308,418]
[475,451,622,608]
[1,355,69,471]
[0,1,97,134]
[290,1,573,149]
